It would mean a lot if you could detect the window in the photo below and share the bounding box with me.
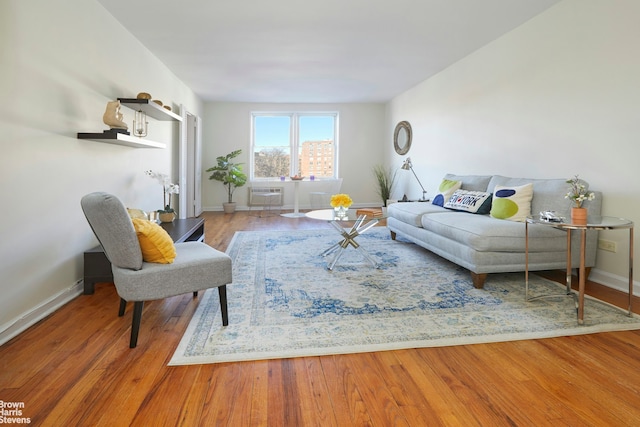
[251,112,338,180]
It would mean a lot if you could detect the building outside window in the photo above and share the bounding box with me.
[251,112,338,180]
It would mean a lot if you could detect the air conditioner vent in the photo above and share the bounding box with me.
[248,187,283,206]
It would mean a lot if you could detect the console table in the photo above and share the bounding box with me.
[83,218,205,294]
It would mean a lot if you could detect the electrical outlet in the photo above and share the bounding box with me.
[598,239,617,253]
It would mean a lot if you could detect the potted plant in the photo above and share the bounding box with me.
[565,174,595,224]
[373,164,397,208]
[206,149,247,213]
[145,170,179,222]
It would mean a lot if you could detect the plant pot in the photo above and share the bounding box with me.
[223,202,237,214]
[158,211,175,223]
[571,207,587,225]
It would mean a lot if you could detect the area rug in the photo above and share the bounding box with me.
[169,227,640,365]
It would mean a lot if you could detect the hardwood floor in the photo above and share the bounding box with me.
[2,211,640,426]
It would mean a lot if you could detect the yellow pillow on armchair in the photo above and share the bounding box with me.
[131,218,176,264]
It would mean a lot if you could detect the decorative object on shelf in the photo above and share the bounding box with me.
[372,164,397,207]
[132,109,148,137]
[163,105,171,111]
[145,170,179,221]
[565,175,595,225]
[401,157,428,201]
[331,193,352,218]
[290,175,304,181]
[152,99,163,106]
[102,100,129,131]
[136,92,152,100]
[206,149,247,214]
[393,121,412,155]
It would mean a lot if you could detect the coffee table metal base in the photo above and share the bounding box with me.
[322,216,380,270]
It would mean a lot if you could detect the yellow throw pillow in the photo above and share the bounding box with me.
[127,207,148,220]
[131,218,176,264]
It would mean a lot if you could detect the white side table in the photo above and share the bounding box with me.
[525,216,634,324]
[281,179,306,218]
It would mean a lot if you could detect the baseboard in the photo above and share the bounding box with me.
[0,280,84,346]
[589,268,637,293]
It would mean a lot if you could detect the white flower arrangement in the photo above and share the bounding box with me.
[565,175,595,208]
[145,170,179,213]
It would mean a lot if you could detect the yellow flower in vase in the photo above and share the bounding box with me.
[330,194,353,208]
[330,194,352,219]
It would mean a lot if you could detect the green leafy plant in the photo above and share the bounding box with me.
[206,149,248,203]
[373,164,397,207]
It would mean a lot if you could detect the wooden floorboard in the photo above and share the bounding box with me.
[2,210,640,426]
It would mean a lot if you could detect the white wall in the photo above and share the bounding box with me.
[0,0,203,343]
[386,0,640,289]
[201,102,386,210]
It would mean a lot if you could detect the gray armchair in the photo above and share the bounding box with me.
[81,192,231,348]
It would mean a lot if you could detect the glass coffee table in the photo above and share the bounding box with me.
[305,209,384,270]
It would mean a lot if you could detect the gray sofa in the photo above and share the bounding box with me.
[387,174,602,288]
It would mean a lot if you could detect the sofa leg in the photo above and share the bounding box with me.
[390,231,397,240]
[471,273,487,288]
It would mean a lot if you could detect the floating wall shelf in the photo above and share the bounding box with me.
[77,132,166,149]
[117,98,183,121]
[77,97,182,148]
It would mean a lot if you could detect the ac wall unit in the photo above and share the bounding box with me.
[248,187,284,206]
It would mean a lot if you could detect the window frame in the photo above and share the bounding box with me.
[250,111,339,181]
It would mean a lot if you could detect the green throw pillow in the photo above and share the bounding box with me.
[432,179,461,207]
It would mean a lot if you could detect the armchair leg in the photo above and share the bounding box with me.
[218,285,229,326]
[118,298,127,316]
[130,301,144,348]
[193,291,198,298]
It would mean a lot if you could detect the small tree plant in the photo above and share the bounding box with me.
[373,164,397,207]
[206,149,247,204]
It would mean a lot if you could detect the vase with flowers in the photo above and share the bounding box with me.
[330,193,352,218]
[565,175,595,225]
[145,170,180,222]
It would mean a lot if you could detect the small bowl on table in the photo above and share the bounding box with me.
[290,176,304,181]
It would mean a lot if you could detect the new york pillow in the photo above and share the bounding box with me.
[432,179,462,207]
[444,190,492,214]
[489,183,533,222]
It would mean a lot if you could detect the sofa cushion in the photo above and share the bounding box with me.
[420,212,567,252]
[132,218,177,264]
[432,179,461,206]
[490,183,533,222]
[444,174,492,191]
[387,202,447,227]
[444,190,492,214]
[487,175,575,219]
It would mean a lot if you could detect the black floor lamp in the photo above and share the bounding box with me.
[401,157,428,201]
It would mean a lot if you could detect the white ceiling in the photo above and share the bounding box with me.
[97,0,560,103]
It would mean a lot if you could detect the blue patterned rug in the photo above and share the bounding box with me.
[170,227,640,365]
